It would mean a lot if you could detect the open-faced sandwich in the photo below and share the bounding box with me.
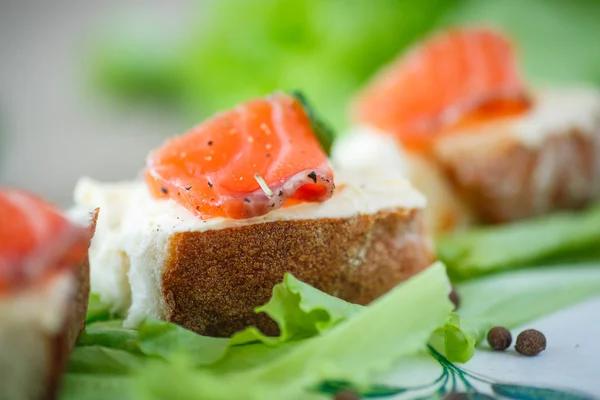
[334,27,600,233]
[71,92,433,337]
[0,189,94,400]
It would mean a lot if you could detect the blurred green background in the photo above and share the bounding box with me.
[93,0,600,131]
[1,0,599,205]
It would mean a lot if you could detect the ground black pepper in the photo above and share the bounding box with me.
[161,186,168,194]
[515,329,546,356]
[185,186,192,191]
[487,327,512,351]
[308,171,317,183]
[208,182,213,188]
[207,140,213,146]
[244,198,251,203]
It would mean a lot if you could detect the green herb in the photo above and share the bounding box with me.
[290,91,335,155]
[429,313,479,363]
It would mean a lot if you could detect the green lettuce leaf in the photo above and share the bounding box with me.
[133,262,452,399]
[63,264,452,399]
[431,264,600,359]
[437,203,600,279]
[77,320,138,352]
[132,270,359,367]
[455,263,600,331]
[60,374,136,400]
[85,294,113,324]
[208,341,300,375]
[232,272,362,345]
[64,261,600,399]
[137,319,230,367]
[63,268,392,399]
[67,347,149,375]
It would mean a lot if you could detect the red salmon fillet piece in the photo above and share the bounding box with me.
[354,27,530,150]
[0,189,91,293]
[146,92,335,219]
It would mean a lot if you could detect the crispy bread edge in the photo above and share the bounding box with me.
[45,208,97,400]
[161,208,434,337]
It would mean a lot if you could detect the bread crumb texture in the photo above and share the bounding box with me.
[162,208,433,337]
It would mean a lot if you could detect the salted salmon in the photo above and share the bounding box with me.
[354,27,530,150]
[0,189,91,293]
[145,92,335,219]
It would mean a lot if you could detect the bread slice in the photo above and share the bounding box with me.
[0,211,95,400]
[73,172,433,337]
[335,88,600,231]
[164,208,431,336]
[433,91,600,223]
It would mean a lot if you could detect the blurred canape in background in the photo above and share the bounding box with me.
[1,0,599,206]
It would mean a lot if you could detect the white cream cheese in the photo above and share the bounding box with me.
[332,127,408,175]
[334,88,600,174]
[72,171,425,327]
[513,87,600,147]
[0,273,74,333]
[0,273,75,400]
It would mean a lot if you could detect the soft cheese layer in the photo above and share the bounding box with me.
[335,88,600,172]
[0,273,75,400]
[71,171,425,327]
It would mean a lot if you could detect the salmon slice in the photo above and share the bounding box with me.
[145,92,335,219]
[0,189,91,293]
[354,27,530,150]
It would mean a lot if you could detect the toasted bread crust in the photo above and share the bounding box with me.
[161,208,433,337]
[45,253,91,399]
[434,129,600,224]
[45,209,96,400]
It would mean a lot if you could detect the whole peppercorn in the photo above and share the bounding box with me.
[449,287,460,309]
[487,326,512,351]
[515,329,546,356]
[335,390,359,400]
